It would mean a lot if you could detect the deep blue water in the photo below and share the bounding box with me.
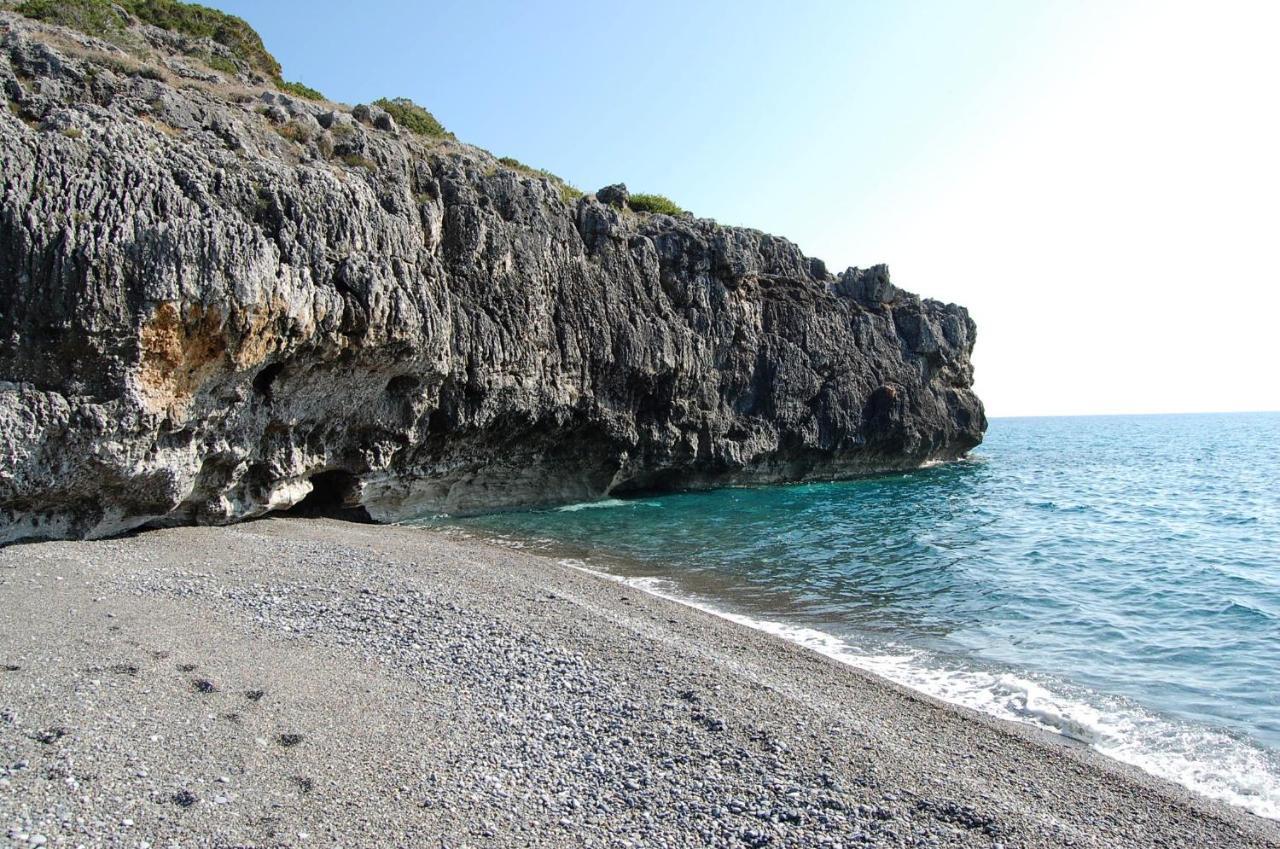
[425,413,1280,817]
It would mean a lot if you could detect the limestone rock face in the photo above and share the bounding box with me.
[0,12,985,543]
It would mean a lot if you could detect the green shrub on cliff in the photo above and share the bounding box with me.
[17,0,281,80]
[278,80,324,101]
[123,0,281,79]
[205,54,238,75]
[15,0,126,38]
[340,153,377,171]
[373,97,451,139]
[628,193,683,216]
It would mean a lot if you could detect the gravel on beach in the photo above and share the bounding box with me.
[0,518,1275,848]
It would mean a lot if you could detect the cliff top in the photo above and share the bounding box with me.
[0,0,920,295]
[0,0,862,268]
[7,0,281,78]
[1,0,710,220]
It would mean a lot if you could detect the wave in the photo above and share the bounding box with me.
[565,560,1280,821]
[555,498,658,513]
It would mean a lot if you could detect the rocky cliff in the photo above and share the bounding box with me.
[0,8,985,544]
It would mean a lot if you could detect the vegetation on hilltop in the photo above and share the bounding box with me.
[278,80,325,101]
[11,0,603,208]
[126,0,280,78]
[13,0,122,40]
[373,97,451,139]
[17,0,281,79]
[628,193,683,216]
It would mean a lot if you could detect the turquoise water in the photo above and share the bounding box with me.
[426,413,1280,818]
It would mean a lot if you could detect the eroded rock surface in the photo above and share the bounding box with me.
[0,11,985,543]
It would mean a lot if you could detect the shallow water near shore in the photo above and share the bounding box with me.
[416,412,1280,819]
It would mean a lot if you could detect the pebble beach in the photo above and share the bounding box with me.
[1,518,1276,848]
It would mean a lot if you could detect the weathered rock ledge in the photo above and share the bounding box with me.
[0,10,985,543]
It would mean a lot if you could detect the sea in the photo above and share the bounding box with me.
[417,412,1280,819]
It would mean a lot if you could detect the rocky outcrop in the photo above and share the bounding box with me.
[0,11,985,543]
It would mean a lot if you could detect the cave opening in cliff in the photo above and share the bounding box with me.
[278,470,373,523]
[251,362,285,402]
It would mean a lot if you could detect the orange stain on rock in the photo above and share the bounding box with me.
[137,302,228,414]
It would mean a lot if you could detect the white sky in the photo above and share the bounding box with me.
[812,2,1280,417]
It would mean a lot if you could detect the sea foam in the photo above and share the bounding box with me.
[564,560,1280,820]
[556,499,657,512]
